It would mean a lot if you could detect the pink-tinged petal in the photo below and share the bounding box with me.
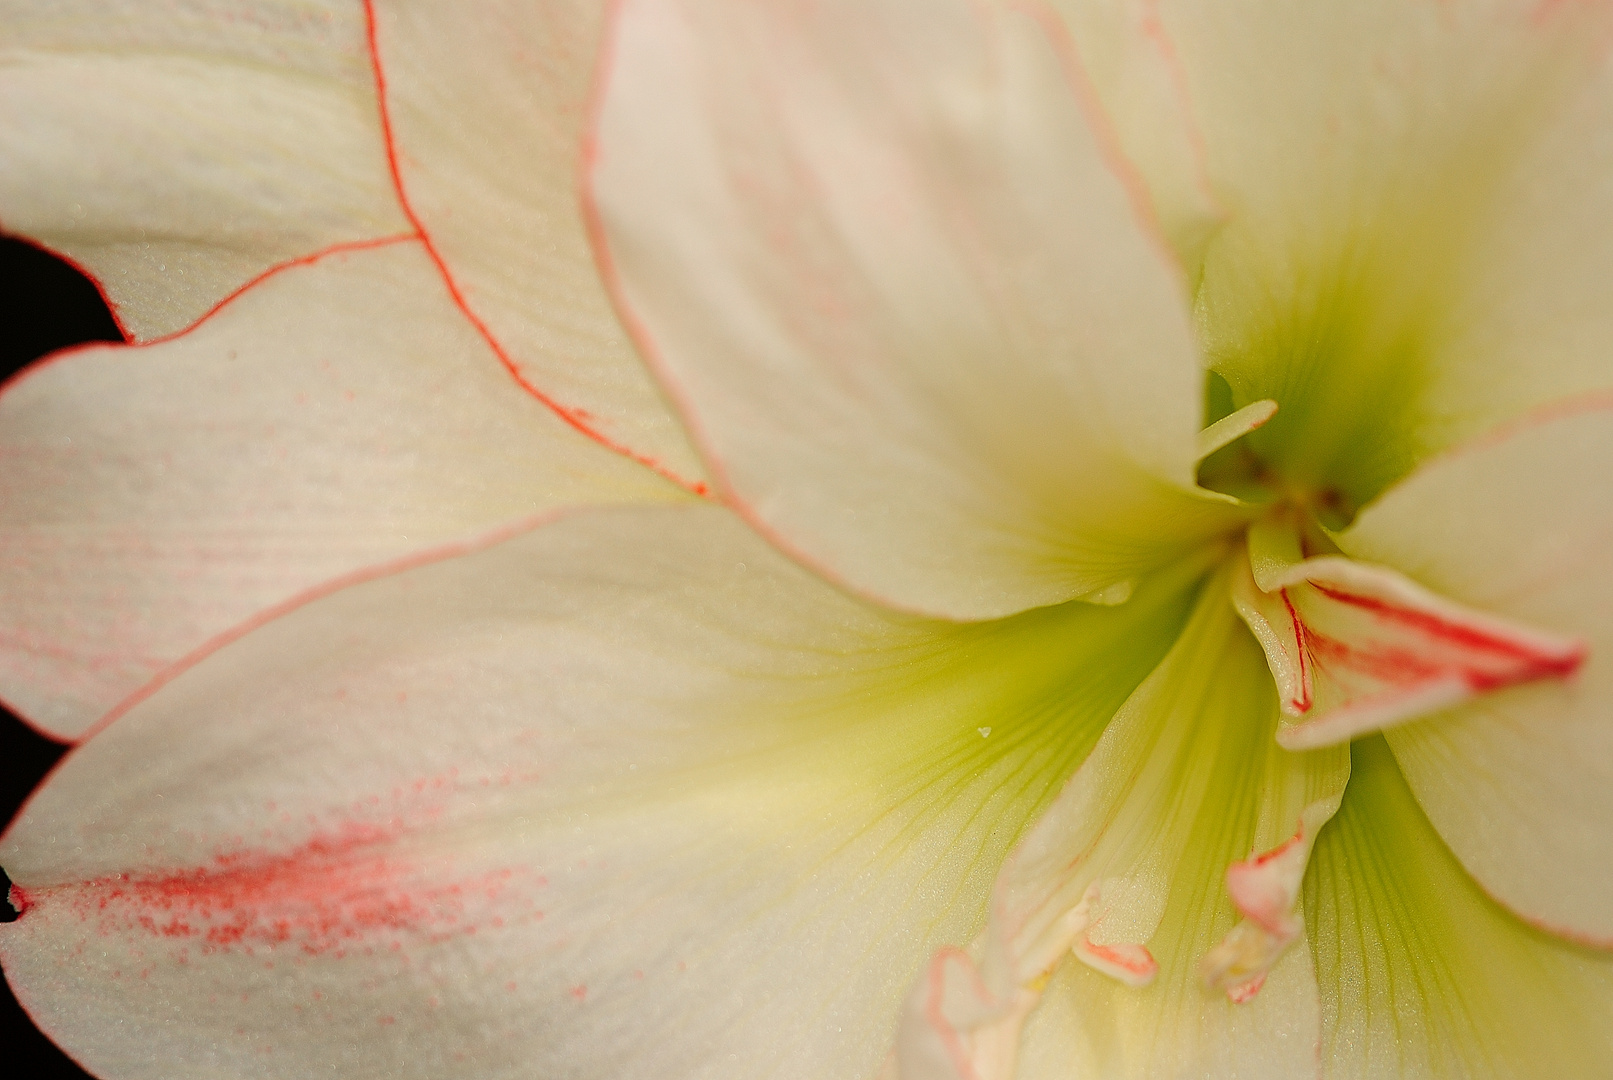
[0,503,1199,1080]
[1339,404,1613,944]
[887,940,1039,1080]
[587,0,1244,621]
[366,0,708,491]
[892,564,1348,1079]
[1200,795,1340,1005]
[1160,0,1613,507]
[0,0,410,340]
[1048,0,1227,266]
[1231,516,1585,752]
[0,239,680,740]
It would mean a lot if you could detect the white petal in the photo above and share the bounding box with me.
[0,239,678,740]
[0,503,1200,1080]
[367,0,708,490]
[587,0,1243,620]
[1305,736,1613,1079]
[898,564,1349,1079]
[1339,404,1613,944]
[0,0,410,339]
[1430,51,1613,451]
[1161,0,1613,506]
[1048,0,1226,267]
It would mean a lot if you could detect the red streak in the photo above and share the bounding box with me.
[1279,590,1313,712]
[1249,827,1301,869]
[924,947,988,1080]
[27,823,512,957]
[359,0,708,499]
[1310,584,1581,669]
[1302,626,1446,684]
[1081,941,1153,975]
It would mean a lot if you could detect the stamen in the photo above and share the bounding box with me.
[1200,919,1287,1002]
[1072,936,1158,987]
[1201,797,1340,1002]
[889,941,1044,1080]
[1196,399,1279,461]
[1060,881,1158,988]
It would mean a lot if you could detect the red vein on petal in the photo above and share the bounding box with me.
[580,0,867,616]
[927,948,987,1080]
[1136,0,1224,215]
[1301,624,1447,685]
[1280,589,1313,712]
[1310,583,1585,669]
[0,507,587,840]
[1468,868,1613,950]
[581,0,1218,621]
[359,0,707,498]
[0,229,133,343]
[1403,388,1613,475]
[1010,0,1191,284]
[0,233,424,743]
[129,236,420,350]
[0,234,420,405]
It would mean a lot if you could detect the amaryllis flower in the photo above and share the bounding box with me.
[3,1,1612,1078]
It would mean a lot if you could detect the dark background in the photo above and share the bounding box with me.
[2,234,123,1080]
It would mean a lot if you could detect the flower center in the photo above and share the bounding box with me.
[1191,501,1587,1000]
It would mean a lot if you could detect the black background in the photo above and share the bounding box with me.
[2,234,123,1080]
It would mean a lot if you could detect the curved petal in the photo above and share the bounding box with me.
[587,0,1244,621]
[1336,404,1613,944]
[0,0,410,340]
[896,565,1350,1079]
[0,503,1200,1080]
[1231,517,1585,752]
[0,239,679,740]
[1303,736,1613,1079]
[1159,0,1613,507]
[367,0,708,489]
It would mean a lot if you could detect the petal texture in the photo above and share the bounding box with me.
[1161,0,1613,506]
[0,239,678,740]
[1304,736,1613,1079]
[1048,0,1225,266]
[0,0,410,339]
[0,503,1200,1080]
[1339,404,1613,944]
[1013,572,1346,1080]
[368,0,708,487]
[588,0,1242,620]
[897,567,1349,1079]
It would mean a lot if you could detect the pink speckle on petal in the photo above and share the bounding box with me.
[21,820,520,959]
[1227,974,1267,1004]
